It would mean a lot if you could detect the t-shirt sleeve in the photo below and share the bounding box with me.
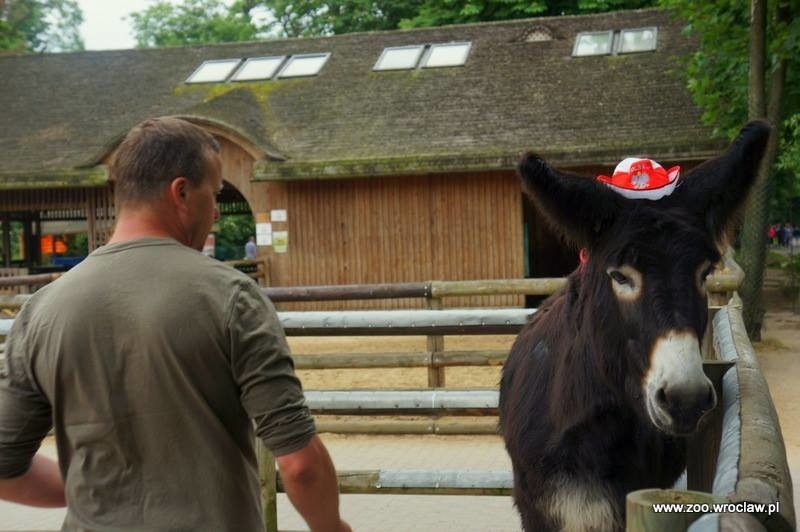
[227,280,315,457]
[0,312,53,478]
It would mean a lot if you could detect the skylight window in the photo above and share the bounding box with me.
[277,53,330,78]
[185,59,242,83]
[619,27,657,53]
[422,42,471,68]
[231,56,286,81]
[374,45,425,71]
[572,31,613,57]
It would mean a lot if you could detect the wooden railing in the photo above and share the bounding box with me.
[0,253,793,531]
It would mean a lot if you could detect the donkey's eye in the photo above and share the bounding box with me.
[606,266,642,300]
[609,270,629,285]
[697,263,715,289]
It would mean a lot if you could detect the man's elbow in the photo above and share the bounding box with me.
[275,435,334,487]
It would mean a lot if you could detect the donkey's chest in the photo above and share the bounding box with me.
[550,409,687,489]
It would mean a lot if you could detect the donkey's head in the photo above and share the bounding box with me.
[519,121,770,435]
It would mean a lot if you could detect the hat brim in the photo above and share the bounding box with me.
[603,179,679,200]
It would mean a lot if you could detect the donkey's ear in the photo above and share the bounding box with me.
[673,120,771,241]
[519,153,624,247]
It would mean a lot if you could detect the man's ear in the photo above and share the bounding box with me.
[168,177,189,210]
[518,153,624,248]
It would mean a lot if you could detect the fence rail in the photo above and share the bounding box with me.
[277,469,513,496]
[0,253,788,532]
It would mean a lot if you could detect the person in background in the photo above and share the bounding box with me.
[0,117,350,532]
[245,235,257,260]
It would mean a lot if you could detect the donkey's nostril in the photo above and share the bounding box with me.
[655,387,668,408]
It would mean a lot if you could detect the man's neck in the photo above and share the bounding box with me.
[107,208,179,245]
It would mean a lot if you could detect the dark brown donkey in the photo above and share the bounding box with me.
[499,121,771,531]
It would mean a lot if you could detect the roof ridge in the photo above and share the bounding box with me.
[0,7,671,58]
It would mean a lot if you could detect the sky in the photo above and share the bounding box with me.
[76,0,239,51]
[76,0,160,50]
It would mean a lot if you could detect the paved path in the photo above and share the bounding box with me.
[1,434,521,532]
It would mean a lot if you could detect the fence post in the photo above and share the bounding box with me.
[257,439,278,532]
[426,295,446,387]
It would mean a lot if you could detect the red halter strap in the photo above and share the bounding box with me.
[579,248,589,273]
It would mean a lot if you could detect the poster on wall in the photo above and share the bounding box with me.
[273,231,289,253]
[256,222,272,246]
[270,209,287,222]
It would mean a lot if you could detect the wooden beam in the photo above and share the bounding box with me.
[276,469,513,496]
[304,389,498,416]
[315,417,498,435]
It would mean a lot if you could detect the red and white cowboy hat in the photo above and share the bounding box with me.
[597,158,680,200]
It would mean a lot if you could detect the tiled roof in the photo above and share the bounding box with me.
[0,8,724,187]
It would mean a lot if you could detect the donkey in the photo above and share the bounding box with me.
[499,121,771,531]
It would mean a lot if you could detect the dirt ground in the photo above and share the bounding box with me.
[751,274,800,495]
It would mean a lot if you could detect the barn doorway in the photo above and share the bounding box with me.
[522,195,579,307]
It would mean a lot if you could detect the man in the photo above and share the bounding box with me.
[0,117,350,531]
[245,235,257,260]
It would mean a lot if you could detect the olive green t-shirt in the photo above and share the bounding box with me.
[0,238,315,531]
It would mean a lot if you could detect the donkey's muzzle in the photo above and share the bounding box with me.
[653,380,716,435]
[645,331,717,435]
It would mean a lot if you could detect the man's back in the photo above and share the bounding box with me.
[4,237,313,531]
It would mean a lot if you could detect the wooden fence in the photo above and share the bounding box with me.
[0,254,793,531]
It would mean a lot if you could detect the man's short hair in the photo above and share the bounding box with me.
[111,117,220,205]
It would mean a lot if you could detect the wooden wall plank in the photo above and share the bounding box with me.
[276,171,524,310]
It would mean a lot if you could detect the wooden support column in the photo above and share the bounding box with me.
[686,360,734,492]
[426,296,446,387]
[257,439,278,532]
[2,216,11,268]
[32,216,42,267]
[626,489,725,531]
[86,192,97,251]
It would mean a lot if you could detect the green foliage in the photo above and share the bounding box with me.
[659,0,800,210]
[257,0,656,36]
[129,0,659,41]
[65,233,88,257]
[399,0,655,29]
[0,0,84,53]
[129,0,258,48]
[214,214,255,260]
[397,0,547,29]
[261,0,422,36]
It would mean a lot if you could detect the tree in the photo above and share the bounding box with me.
[214,214,255,260]
[661,0,800,339]
[0,0,84,52]
[262,0,423,37]
[399,0,655,29]
[257,0,656,37]
[129,0,258,48]
[129,0,658,41]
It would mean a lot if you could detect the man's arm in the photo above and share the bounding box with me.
[0,454,65,507]
[227,283,349,530]
[276,435,350,532]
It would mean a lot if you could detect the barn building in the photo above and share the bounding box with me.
[0,8,725,308]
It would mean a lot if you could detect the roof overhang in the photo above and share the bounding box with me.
[0,167,108,190]
[252,141,727,181]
